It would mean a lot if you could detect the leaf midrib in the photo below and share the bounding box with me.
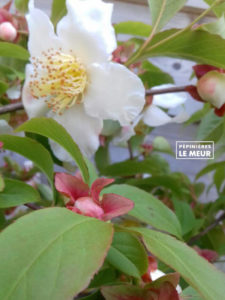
[109,246,140,277]
[4,218,95,300]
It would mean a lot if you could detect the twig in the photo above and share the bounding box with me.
[0,86,190,116]
[25,203,42,210]
[146,85,188,96]
[188,212,225,245]
[0,102,24,115]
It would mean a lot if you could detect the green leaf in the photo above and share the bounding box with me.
[95,145,110,173]
[14,0,28,13]
[15,117,89,184]
[172,199,196,235]
[214,167,225,192]
[0,208,113,299]
[81,291,105,300]
[197,110,224,141]
[85,158,98,185]
[0,81,8,96]
[89,267,117,288]
[0,174,5,192]
[196,160,225,181]
[202,15,225,39]
[114,21,152,37]
[102,155,169,177]
[107,231,148,278]
[148,0,187,32]
[14,0,29,13]
[0,42,29,60]
[153,136,174,155]
[127,174,185,197]
[134,228,225,300]
[182,287,203,300]
[142,29,225,69]
[0,178,40,208]
[140,61,174,88]
[203,0,225,17]
[0,64,22,81]
[51,0,67,26]
[0,135,54,187]
[185,104,211,126]
[104,184,182,238]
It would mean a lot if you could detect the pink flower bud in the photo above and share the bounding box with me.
[0,21,17,42]
[197,71,225,109]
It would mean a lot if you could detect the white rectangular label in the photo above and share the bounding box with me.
[176,141,214,160]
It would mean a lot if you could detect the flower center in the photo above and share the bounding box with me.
[29,49,87,115]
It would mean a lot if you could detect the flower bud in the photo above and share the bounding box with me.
[0,21,17,42]
[197,71,225,109]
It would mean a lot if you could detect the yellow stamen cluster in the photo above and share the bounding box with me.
[29,49,87,114]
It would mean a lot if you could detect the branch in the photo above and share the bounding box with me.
[24,203,42,210]
[0,102,24,115]
[188,212,225,245]
[0,85,190,116]
[146,85,188,96]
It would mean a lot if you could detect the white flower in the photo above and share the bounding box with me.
[113,84,189,145]
[22,0,145,160]
[143,84,189,127]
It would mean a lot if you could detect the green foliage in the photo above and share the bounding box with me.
[185,104,211,126]
[0,81,8,97]
[202,15,225,39]
[0,208,113,300]
[16,118,89,184]
[140,29,225,68]
[203,0,225,17]
[182,287,203,300]
[51,0,67,26]
[127,174,187,197]
[95,145,110,173]
[106,231,148,278]
[139,61,174,88]
[0,43,29,60]
[152,136,174,155]
[0,135,54,187]
[134,228,225,300]
[102,155,169,177]
[148,0,187,32]
[114,21,152,37]
[89,267,117,288]
[196,160,225,180]
[0,178,40,208]
[197,110,224,141]
[172,199,196,236]
[104,184,182,238]
[14,0,29,14]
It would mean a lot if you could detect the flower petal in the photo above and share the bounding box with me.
[143,105,172,127]
[49,104,103,160]
[101,193,134,221]
[55,172,89,202]
[91,178,114,204]
[84,62,145,126]
[152,84,187,109]
[22,64,49,118]
[26,4,61,57]
[75,196,104,219]
[143,105,189,127]
[56,0,116,64]
[112,125,135,146]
